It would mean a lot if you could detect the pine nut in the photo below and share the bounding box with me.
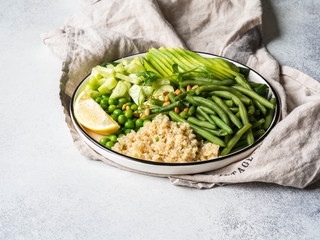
[122,104,127,110]
[174,107,180,114]
[192,85,199,89]
[186,85,192,91]
[165,96,170,102]
[126,106,132,110]
[174,89,182,95]
[184,108,189,112]
[162,102,170,107]
[144,108,150,116]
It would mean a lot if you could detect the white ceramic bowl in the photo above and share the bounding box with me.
[70,52,280,175]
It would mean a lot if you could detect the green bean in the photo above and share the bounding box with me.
[202,128,229,136]
[179,87,186,93]
[185,95,200,106]
[141,111,170,120]
[234,75,252,89]
[248,103,255,116]
[150,98,165,106]
[229,107,239,113]
[230,142,249,153]
[198,106,216,115]
[196,107,216,126]
[224,134,232,144]
[188,105,196,116]
[210,115,233,134]
[253,99,267,115]
[179,79,234,87]
[220,123,252,156]
[212,90,254,145]
[252,118,265,129]
[223,100,234,107]
[150,101,181,114]
[181,100,191,108]
[253,129,266,139]
[232,85,274,109]
[174,88,197,101]
[211,95,243,129]
[191,96,230,125]
[263,98,276,130]
[167,92,176,103]
[169,111,226,147]
[195,113,206,121]
[188,117,217,130]
[208,90,251,105]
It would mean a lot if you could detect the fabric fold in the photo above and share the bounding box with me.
[42,0,320,189]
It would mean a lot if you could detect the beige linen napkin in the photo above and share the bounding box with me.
[42,0,320,189]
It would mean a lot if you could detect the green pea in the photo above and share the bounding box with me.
[179,111,188,119]
[124,129,132,135]
[135,118,143,128]
[100,103,108,110]
[108,98,118,105]
[105,141,114,148]
[110,113,118,121]
[118,133,125,138]
[100,98,109,106]
[108,135,117,143]
[131,104,138,111]
[117,103,123,109]
[99,137,108,145]
[124,109,133,119]
[118,115,127,125]
[113,109,122,116]
[125,102,132,107]
[102,94,110,99]
[135,127,140,132]
[124,119,135,129]
[108,105,117,113]
[114,128,123,135]
[118,97,127,105]
[143,120,151,126]
[95,97,103,104]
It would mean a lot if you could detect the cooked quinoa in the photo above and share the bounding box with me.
[112,114,219,163]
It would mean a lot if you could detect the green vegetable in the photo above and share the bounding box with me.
[124,119,135,129]
[99,137,108,145]
[220,123,252,156]
[169,111,226,147]
[264,98,276,130]
[188,117,216,130]
[105,141,115,148]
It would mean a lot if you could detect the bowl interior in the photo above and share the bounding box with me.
[70,52,280,167]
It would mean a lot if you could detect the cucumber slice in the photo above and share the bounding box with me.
[93,66,115,79]
[114,63,125,74]
[152,78,170,89]
[142,86,154,97]
[153,85,174,97]
[110,81,129,99]
[129,85,145,105]
[115,73,142,84]
[87,75,100,90]
[98,77,118,94]
[126,62,145,74]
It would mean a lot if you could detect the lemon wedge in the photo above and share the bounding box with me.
[74,91,120,135]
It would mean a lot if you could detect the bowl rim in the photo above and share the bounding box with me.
[70,51,281,166]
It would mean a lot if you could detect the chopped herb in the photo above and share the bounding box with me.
[136,71,159,86]
[155,136,159,142]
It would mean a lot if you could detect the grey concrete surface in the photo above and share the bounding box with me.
[262,0,320,80]
[0,1,319,240]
